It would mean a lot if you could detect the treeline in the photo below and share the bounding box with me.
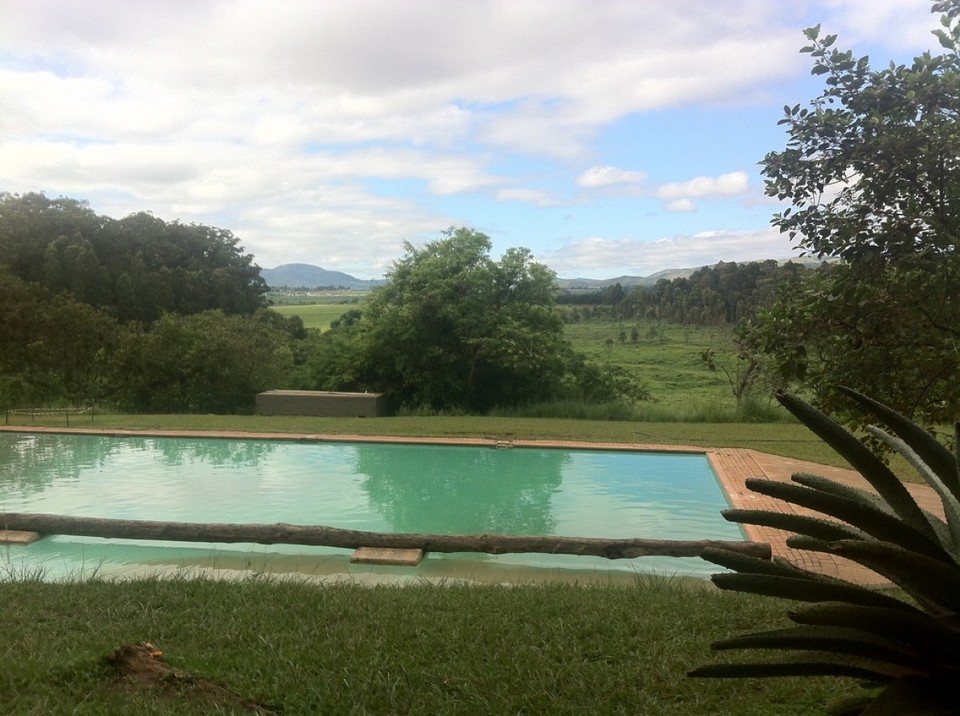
[559,260,816,325]
[0,193,308,412]
[2,193,266,323]
[0,197,649,416]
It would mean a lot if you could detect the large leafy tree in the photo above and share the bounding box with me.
[0,193,269,322]
[0,271,120,408]
[751,1,960,427]
[374,227,567,411]
[310,228,570,412]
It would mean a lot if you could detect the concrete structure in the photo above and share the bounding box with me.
[255,390,387,418]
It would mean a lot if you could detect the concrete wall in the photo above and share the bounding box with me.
[255,390,387,418]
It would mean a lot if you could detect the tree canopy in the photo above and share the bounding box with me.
[306,227,646,412]
[0,192,268,322]
[751,1,960,427]
[0,193,297,412]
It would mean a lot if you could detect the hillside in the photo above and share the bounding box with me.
[260,263,384,290]
[262,258,823,291]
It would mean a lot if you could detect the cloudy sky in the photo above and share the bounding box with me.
[1,0,940,279]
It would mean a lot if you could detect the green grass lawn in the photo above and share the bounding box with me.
[0,575,860,714]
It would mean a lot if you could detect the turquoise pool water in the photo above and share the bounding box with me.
[0,433,743,581]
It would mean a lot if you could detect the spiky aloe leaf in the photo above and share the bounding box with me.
[721,508,866,542]
[791,472,951,549]
[776,391,937,540]
[712,625,929,671]
[790,473,897,517]
[743,478,950,561]
[867,425,960,563]
[702,546,855,584]
[812,540,960,615]
[790,604,960,660]
[838,386,959,501]
[689,652,907,682]
[710,572,916,611]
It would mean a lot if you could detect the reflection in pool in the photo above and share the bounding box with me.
[0,433,744,582]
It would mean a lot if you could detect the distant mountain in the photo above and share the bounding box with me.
[555,268,693,290]
[263,258,825,291]
[261,263,384,290]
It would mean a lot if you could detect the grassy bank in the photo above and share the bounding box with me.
[0,575,858,714]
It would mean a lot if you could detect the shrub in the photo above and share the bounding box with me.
[689,387,960,714]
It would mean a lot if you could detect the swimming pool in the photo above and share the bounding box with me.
[0,432,744,582]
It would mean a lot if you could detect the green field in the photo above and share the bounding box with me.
[562,319,741,412]
[271,302,355,331]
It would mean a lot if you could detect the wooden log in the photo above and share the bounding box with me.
[0,512,771,560]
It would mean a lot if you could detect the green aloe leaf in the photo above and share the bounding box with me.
[744,478,949,561]
[790,472,951,547]
[823,540,960,615]
[790,604,960,659]
[712,625,928,671]
[838,386,959,500]
[776,392,937,540]
[689,652,907,681]
[790,473,897,516]
[711,572,916,611]
[701,546,853,584]
[867,425,960,562]
[722,508,866,542]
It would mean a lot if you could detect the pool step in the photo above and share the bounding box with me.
[350,547,424,566]
[0,530,41,545]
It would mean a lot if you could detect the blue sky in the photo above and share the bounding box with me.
[0,0,940,279]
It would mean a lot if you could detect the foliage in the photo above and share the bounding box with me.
[0,192,268,323]
[107,310,295,413]
[306,228,647,413]
[751,3,960,428]
[559,260,811,326]
[0,271,120,408]
[690,387,960,714]
[746,261,960,427]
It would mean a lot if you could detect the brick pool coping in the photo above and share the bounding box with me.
[1,425,941,586]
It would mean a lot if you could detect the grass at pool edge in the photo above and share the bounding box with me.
[0,573,859,715]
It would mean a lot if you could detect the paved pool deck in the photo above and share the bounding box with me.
[1,426,940,586]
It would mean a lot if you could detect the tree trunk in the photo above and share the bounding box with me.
[0,512,770,560]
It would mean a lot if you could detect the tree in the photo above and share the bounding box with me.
[691,389,960,714]
[328,228,570,411]
[0,193,269,323]
[751,2,960,427]
[306,228,649,413]
[0,271,120,408]
[107,310,294,413]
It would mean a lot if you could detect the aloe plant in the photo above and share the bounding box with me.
[689,387,960,715]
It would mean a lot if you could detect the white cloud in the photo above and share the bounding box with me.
[655,171,750,200]
[664,199,698,213]
[1,0,936,278]
[577,165,647,188]
[541,228,799,277]
[495,188,564,207]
